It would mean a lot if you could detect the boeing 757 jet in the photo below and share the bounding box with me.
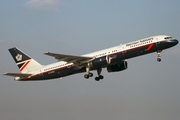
[3,35,178,81]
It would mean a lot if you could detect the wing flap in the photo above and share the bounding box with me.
[3,73,32,77]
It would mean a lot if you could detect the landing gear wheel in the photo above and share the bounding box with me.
[157,58,161,62]
[88,72,93,77]
[95,75,104,81]
[84,74,89,79]
[99,75,104,79]
[95,77,100,81]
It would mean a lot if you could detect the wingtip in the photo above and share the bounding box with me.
[3,73,7,75]
[44,52,49,54]
[3,73,9,75]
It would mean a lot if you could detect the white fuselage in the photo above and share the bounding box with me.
[10,35,178,81]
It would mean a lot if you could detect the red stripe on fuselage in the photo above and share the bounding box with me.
[20,60,30,72]
[146,44,154,51]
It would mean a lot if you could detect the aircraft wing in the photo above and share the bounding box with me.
[3,73,32,77]
[44,52,93,66]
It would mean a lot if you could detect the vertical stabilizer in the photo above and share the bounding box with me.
[9,47,43,73]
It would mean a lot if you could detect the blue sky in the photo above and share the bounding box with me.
[0,0,180,120]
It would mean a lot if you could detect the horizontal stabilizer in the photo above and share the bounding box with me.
[3,73,32,77]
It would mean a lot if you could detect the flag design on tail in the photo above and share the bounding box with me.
[9,47,42,73]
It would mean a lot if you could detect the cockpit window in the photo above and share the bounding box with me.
[164,37,172,39]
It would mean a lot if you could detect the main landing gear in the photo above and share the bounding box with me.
[95,68,104,81]
[84,67,93,79]
[157,50,162,62]
[84,67,104,81]
[84,72,93,79]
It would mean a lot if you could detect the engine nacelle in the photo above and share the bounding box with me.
[88,56,111,68]
[107,60,128,72]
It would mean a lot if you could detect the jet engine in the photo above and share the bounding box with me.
[107,60,128,72]
[88,56,111,68]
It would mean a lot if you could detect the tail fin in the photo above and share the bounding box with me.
[9,47,43,73]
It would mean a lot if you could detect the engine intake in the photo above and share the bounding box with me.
[107,60,128,72]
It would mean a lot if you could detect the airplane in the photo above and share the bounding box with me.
[3,35,178,81]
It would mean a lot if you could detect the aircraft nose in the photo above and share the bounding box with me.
[172,39,179,45]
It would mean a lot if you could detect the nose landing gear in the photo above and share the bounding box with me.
[157,50,162,62]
